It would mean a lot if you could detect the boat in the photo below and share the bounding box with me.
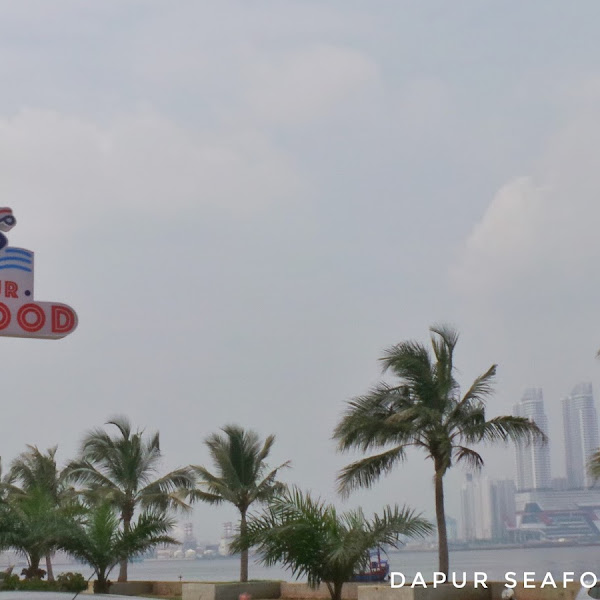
[350,548,390,582]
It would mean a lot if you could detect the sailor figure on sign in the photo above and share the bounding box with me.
[0,208,16,251]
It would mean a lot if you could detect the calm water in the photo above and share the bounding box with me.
[48,546,600,582]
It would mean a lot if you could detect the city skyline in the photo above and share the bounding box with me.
[459,382,600,542]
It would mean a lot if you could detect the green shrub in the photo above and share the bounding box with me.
[12,578,58,591]
[56,571,87,592]
[0,574,88,592]
[1,574,20,590]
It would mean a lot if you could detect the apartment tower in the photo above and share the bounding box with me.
[513,388,551,491]
[563,382,599,489]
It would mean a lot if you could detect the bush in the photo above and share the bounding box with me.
[1,574,20,590]
[0,572,86,592]
[57,571,87,592]
[12,578,57,591]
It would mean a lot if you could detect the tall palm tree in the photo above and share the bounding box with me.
[62,502,177,594]
[333,324,547,577]
[231,487,432,600]
[6,446,77,580]
[67,416,196,582]
[192,425,290,582]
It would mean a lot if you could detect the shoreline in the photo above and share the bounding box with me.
[402,539,600,553]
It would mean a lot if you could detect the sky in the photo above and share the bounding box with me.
[1,0,600,542]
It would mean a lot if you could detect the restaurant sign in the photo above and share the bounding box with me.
[0,208,78,339]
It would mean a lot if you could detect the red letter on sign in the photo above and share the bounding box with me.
[5,281,18,298]
[0,302,11,330]
[51,305,76,334]
[17,303,46,332]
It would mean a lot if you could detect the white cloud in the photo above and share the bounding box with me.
[451,88,600,298]
[447,79,600,436]
[0,108,301,245]
[450,176,548,291]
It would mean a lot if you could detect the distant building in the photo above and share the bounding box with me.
[461,475,516,542]
[514,388,551,491]
[182,522,198,552]
[218,522,234,556]
[460,474,492,541]
[446,515,458,542]
[551,477,569,491]
[514,488,600,541]
[563,382,599,489]
[490,479,516,541]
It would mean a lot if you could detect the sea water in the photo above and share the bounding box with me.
[47,546,600,582]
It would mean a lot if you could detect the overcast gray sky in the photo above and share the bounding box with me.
[2,1,600,541]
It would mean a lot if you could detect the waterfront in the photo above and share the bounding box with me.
[43,546,600,582]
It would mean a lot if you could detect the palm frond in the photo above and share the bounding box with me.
[139,467,196,497]
[337,445,406,497]
[185,489,225,505]
[589,449,600,481]
[232,488,430,591]
[333,384,415,452]
[453,446,484,470]
[105,416,132,441]
[445,365,497,430]
[466,415,547,445]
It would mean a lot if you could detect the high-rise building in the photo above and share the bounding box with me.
[460,475,516,541]
[563,382,599,489]
[514,388,551,491]
[445,516,458,542]
[551,477,569,491]
[460,474,476,541]
[460,474,492,541]
[490,479,516,541]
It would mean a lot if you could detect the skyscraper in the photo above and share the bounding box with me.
[514,388,551,491]
[460,475,516,541]
[563,382,599,489]
[460,473,492,541]
[490,479,516,541]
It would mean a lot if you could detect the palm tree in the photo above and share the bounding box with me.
[333,324,547,577]
[231,487,432,600]
[67,416,196,582]
[192,425,290,582]
[62,502,176,594]
[6,446,77,580]
[0,485,75,579]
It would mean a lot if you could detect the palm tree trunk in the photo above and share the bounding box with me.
[94,571,110,594]
[434,466,449,577]
[25,555,41,579]
[45,553,54,582]
[119,506,133,582]
[240,508,249,582]
[326,581,343,600]
[118,557,128,581]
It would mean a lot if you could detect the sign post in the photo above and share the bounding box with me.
[0,208,78,339]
